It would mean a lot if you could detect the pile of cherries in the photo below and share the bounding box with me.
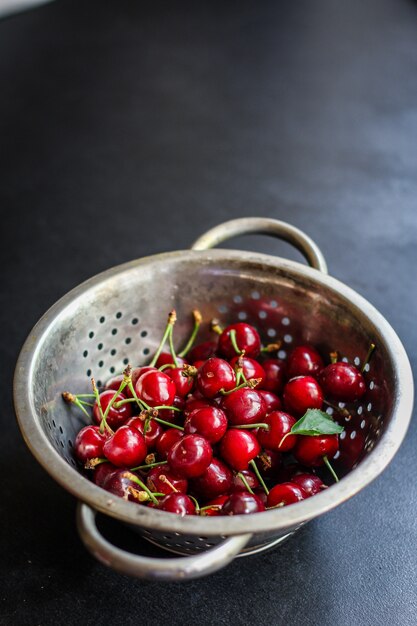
[65,310,372,517]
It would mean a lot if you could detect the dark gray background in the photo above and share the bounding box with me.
[1,1,416,624]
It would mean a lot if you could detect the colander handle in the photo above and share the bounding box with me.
[77,503,252,580]
[191,217,328,273]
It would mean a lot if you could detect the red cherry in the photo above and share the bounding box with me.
[221,388,266,426]
[184,407,228,444]
[157,395,185,425]
[93,462,119,487]
[190,458,233,500]
[287,345,324,379]
[254,449,282,478]
[188,340,217,363]
[259,359,287,394]
[219,429,261,471]
[103,426,147,467]
[105,367,156,398]
[291,473,326,497]
[104,366,156,398]
[283,376,324,416]
[319,363,366,402]
[293,435,339,467]
[167,434,213,478]
[218,323,261,359]
[166,367,194,398]
[202,494,229,516]
[183,396,214,417]
[126,416,163,450]
[267,482,306,507]
[157,493,196,516]
[197,357,236,398]
[74,425,107,463]
[155,352,188,368]
[229,356,266,385]
[132,366,156,387]
[102,469,145,502]
[257,411,297,452]
[231,469,259,492]
[146,465,188,495]
[222,491,265,515]
[258,390,282,413]
[155,428,184,460]
[105,374,131,396]
[135,370,176,407]
[93,390,133,429]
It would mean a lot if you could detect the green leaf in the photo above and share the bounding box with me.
[290,409,344,436]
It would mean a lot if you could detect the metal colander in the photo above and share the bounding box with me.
[14,218,413,580]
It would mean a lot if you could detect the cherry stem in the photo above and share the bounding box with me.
[188,494,200,513]
[131,460,168,471]
[159,474,178,493]
[112,398,181,412]
[229,329,243,355]
[143,414,151,434]
[278,432,291,449]
[127,380,152,412]
[234,353,247,386]
[257,452,272,471]
[200,504,222,513]
[181,364,198,378]
[113,397,138,408]
[329,351,338,364]
[90,379,113,435]
[84,457,108,470]
[126,473,159,504]
[323,400,351,419]
[261,342,282,353]
[323,455,339,483]
[234,423,269,430]
[153,417,184,431]
[236,472,254,495]
[168,325,179,368]
[266,502,285,510]
[75,394,96,398]
[220,377,261,396]
[101,369,129,423]
[158,363,176,371]
[178,309,202,358]
[210,318,223,335]
[62,392,91,420]
[361,343,376,373]
[249,459,269,495]
[154,405,182,412]
[149,310,177,367]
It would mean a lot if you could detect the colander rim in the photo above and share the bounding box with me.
[14,248,414,536]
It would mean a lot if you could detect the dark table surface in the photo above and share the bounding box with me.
[1,1,416,624]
